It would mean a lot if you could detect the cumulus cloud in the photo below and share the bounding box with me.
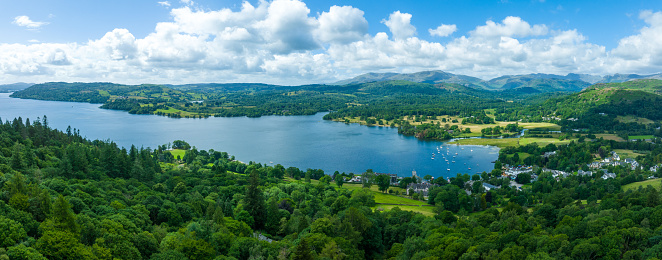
[12,16,49,30]
[471,16,547,38]
[158,1,170,7]
[382,11,416,40]
[316,6,368,44]
[1,2,662,85]
[429,24,457,37]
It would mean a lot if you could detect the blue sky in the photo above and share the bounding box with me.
[2,0,662,84]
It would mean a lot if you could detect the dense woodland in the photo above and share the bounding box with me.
[3,114,662,259]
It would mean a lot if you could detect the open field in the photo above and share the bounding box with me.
[169,149,186,159]
[374,205,435,217]
[622,178,662,191]
[595,134,625,142]
[335,115,561,135]
[448,137,574,148]
[629,135,655,140]
[613,149,646,159]
[617,115,655,124]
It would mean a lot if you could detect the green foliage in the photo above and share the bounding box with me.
[4,115,662,259]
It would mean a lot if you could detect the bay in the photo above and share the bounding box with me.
[0,93,498,179]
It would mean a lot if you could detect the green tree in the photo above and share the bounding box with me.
[375,174,390,193]
[0,216,27,247]
[6,244,47,260]
[334,174,345,187]
[244,170,266,229]
[292,238,314,260]
[52,195,79,234]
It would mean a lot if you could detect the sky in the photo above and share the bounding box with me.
[2,0,662,85]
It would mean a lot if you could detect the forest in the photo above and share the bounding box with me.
[2,115,662,259]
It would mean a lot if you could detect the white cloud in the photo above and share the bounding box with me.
[158,1,170,7]
[382,11,416,40]
[316,6,368,44]
[471,16,547,38]
[2,3,662,85]
[429,24,457,37]
[28,39,40,43]
[12,16,49,30]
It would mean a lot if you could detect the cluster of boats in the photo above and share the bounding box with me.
[432,145,473,171]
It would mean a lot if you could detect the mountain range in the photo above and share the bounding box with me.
[334,70,662,93]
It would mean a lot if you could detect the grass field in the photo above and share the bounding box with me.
[613,149,646,159]
[169,149,186,159]
[629,135,655,140]
[448,137,574,148]
[155,107,203,117]
[622,178,662,191]
[335,115,561,136]
[595,134,625,142]
[373,205,435,216]
[617,115,655,124]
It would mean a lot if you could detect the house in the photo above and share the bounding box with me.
[349,176,362,183]
[543,151,557,158]
[483,183,498,191]
[578,170,593,176]
[602,172,616,180]
[650,165,660,173]
[407,183,436,196]
[375,172,399,184]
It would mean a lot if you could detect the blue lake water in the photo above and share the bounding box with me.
[0,93,499,179]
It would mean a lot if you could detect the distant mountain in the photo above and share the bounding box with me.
[488,75,591,93]
[334,70,486,88]
[337,71,592,93]
[0,82,34,93]
[597,73,662,83]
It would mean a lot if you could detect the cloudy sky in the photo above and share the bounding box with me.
[2,0,662,85]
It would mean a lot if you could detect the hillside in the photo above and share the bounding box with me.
[0,82,33,93]
[334,70,487,88]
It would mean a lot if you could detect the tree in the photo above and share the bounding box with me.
[292,238,314,260]
[375,174,390,193]
[244,170,266,230]
[319,175,332,184]
[172,140,191,150]
[0,216,27,248]
[335,174,345,187]
[362,169,375,188]
[515,173,532,184]
[52,195,78,234]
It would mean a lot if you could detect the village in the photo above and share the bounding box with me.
[345,149,658,200]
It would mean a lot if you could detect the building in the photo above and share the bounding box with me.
[578,170,593,176]
[349,176,362,183]
[483,183,498,191]
[407,183,436,196]
[375,172,399,184]
[602,172,616,180]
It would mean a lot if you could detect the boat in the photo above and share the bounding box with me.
[468,167,471,170]
[447,168,451,171]
[431,157,435,160]
[452,161,455,163]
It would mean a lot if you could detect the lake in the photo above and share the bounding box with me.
[0,93,499,179]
